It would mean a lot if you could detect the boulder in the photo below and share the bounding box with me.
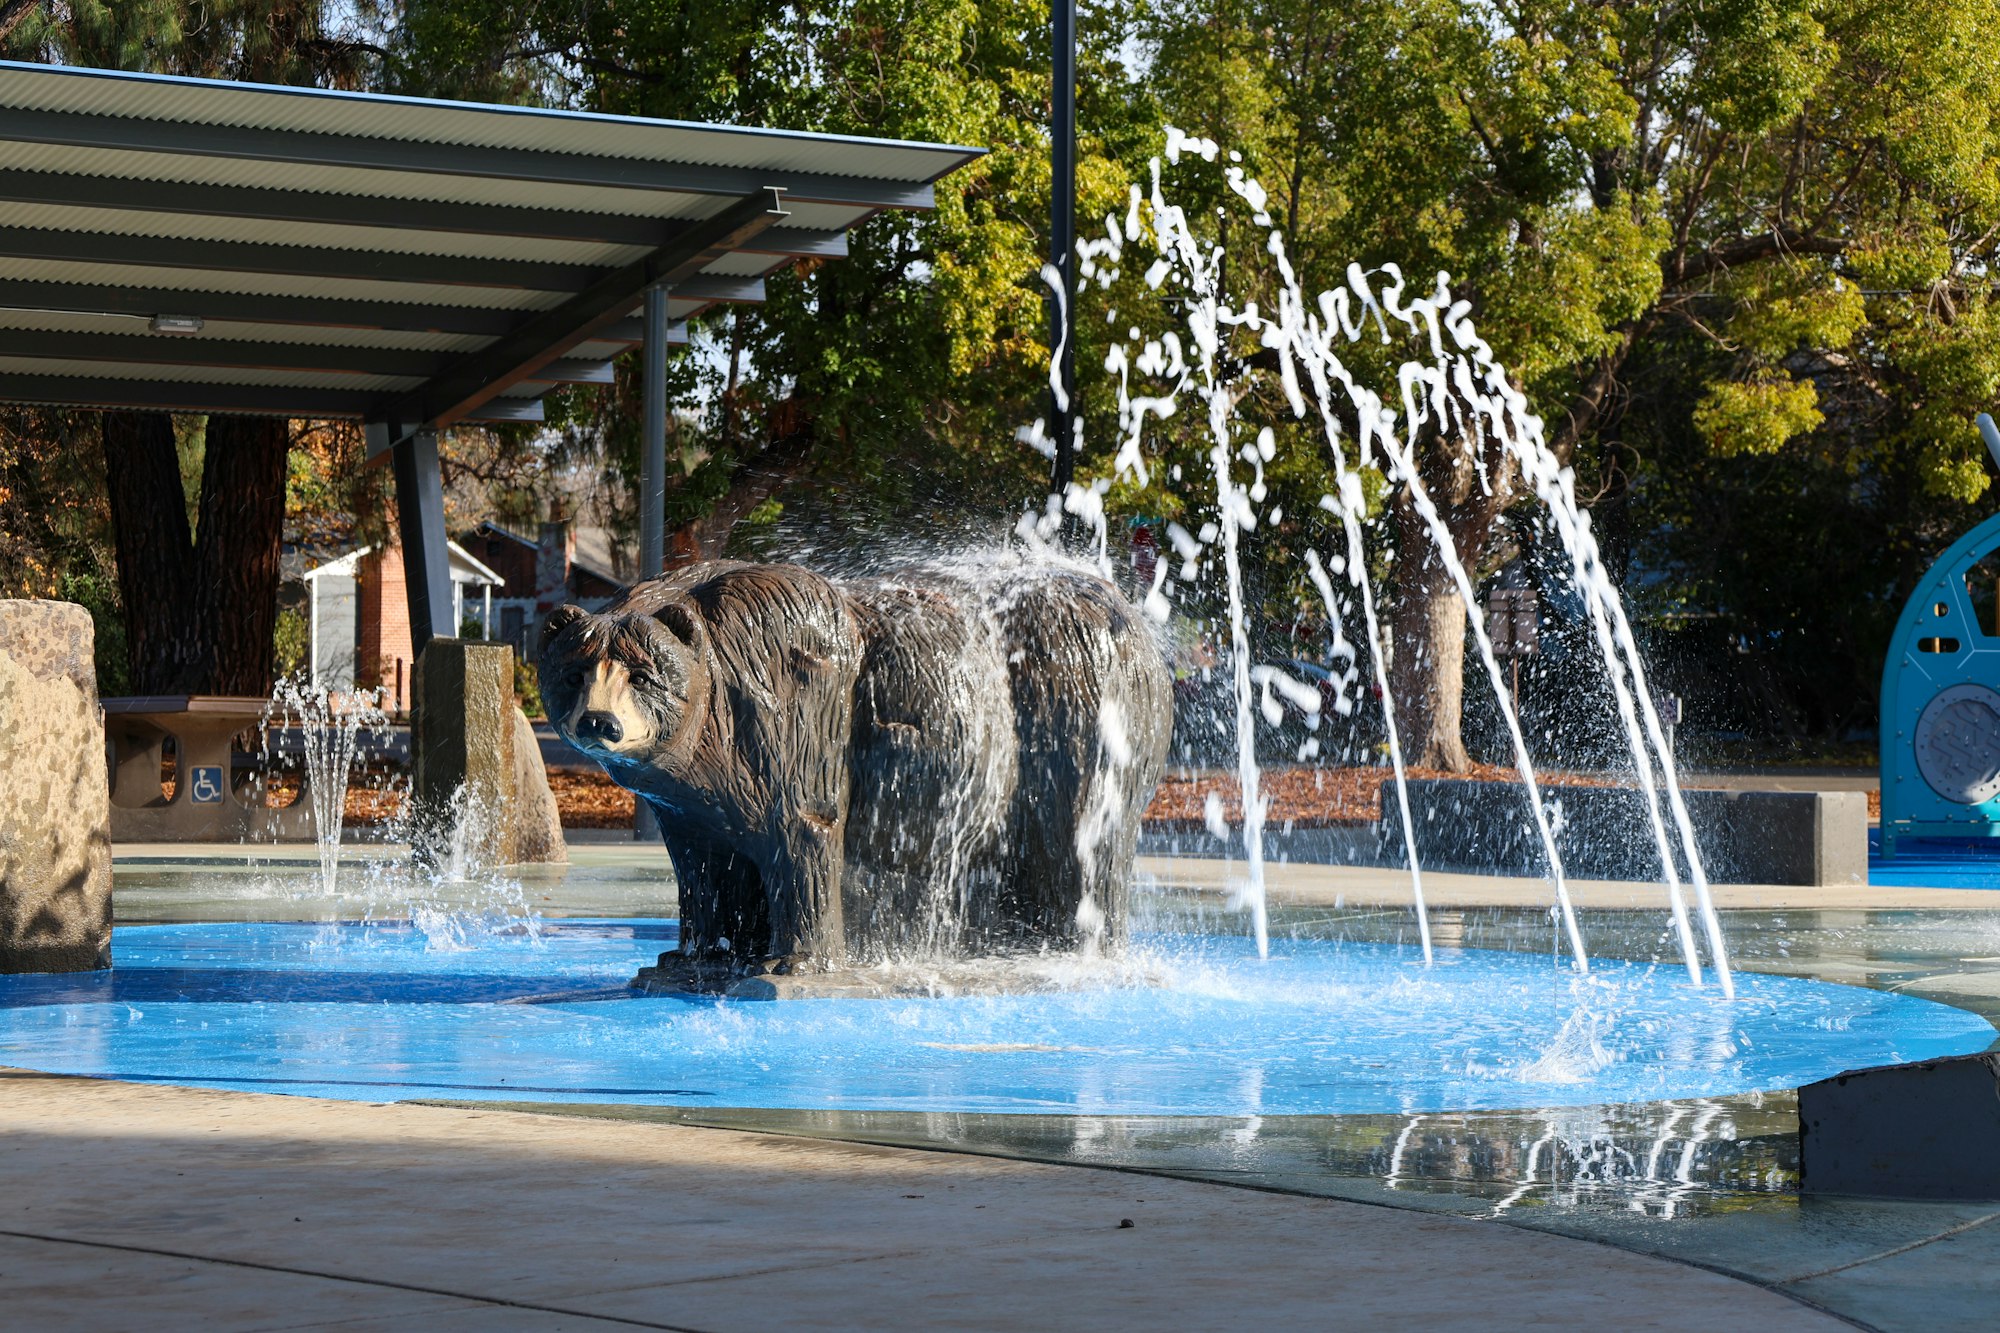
[510,704,566,865]
[0,600,112,972]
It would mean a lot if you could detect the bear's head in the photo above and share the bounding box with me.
[538,599,711,770]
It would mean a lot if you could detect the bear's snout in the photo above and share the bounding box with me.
[576,710,624,746]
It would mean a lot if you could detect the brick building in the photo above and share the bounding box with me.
[305,519,628,709]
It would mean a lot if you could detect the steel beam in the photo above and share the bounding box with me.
[0,224,597,292]
[0,372,540,421]
[640,285,670,581]
[593,317,689,345]
[523,358,616,385]
[0,105,942,210]
[1048,0,1078,501]
[0,168,854,257]
[675,275,767,304]
[381,195,779,431]
[0,327,453,377]
[0,274,760,341]
[0,278,525,336]
[742,230,847,259]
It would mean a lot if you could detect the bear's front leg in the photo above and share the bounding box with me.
[658,812,768,959]
[756,808,846,971]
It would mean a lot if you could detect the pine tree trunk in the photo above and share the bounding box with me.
[100,411,202,694]
[100,412,291,697]
[194,415,289,697]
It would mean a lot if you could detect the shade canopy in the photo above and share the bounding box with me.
[0,60,981,434]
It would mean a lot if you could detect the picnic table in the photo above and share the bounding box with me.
[103,696,312,843]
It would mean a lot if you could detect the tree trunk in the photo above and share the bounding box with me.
[100,411,290,697]
[1384,427,1516,774]
[101,411,203,694]
[195,415,289,696]
[1388,489,1473,772]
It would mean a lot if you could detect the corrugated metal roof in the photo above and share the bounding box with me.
[0,61,977,182]
[0,61,982,426]
[0,258,573,308]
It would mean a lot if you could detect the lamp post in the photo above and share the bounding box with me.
[1048,0,1078,504]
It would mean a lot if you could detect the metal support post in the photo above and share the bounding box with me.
[1048,0,1077,505]
[390,425,454,654]
[635,287,671,842]
[640,284,671,580]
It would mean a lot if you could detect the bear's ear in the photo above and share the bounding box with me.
[654,601,700,646]
[542,604,589,643]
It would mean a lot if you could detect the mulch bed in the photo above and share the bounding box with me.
[546,769,637,828]
[289,763,1877,832]
[1147,763,1615,828]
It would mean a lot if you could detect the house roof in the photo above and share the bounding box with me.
[305,541,502,587]
[0,61,982,434]
[470,520,628,590]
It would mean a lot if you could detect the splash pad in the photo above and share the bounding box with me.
[0,917,1986,1115]
[9,138,1968,1128]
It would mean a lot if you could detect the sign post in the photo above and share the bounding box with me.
[1485,588,1540,718]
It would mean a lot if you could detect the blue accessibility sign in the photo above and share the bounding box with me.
[188,765,225,804]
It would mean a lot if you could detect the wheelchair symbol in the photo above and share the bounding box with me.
[188,766,225,804]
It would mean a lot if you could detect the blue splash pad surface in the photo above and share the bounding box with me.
[0,920,1989,1115]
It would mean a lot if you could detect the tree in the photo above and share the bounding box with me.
[1116,0,2000,769]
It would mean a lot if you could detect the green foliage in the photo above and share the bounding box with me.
[1724,269,1868,362]
[10,0,2000,749]
[273,607,309,677]
[1687,0,1835,133]
[1693,374,1825,457]
[514,659,544,720]
[57,570,131,698]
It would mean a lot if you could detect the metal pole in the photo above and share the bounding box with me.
[640,284,671,582]
[1048,0,1078,503]
[635,288,671,843]
[309,573,319,688]
[390,426,453,653]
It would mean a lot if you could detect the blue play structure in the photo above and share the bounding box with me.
[1879,415,2000,855]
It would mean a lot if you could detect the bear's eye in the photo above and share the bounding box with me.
[627,668,654,689]
[564,671,584,693]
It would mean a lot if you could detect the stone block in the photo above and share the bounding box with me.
[1800,1054,2000,1199]
[0,600,112,972]
[411,638,565,867]
[1379,780,1866,886]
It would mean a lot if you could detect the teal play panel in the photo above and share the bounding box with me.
[1880,483,2000,854]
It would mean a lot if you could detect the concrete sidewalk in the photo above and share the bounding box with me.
[0,1069,1841,1331]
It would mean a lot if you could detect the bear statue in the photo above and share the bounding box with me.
[539,558,1171,978]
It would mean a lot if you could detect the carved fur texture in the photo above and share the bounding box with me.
[540,560,1171,971]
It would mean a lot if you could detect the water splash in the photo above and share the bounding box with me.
[261,675,389,900]
[1036,131,1732,992]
